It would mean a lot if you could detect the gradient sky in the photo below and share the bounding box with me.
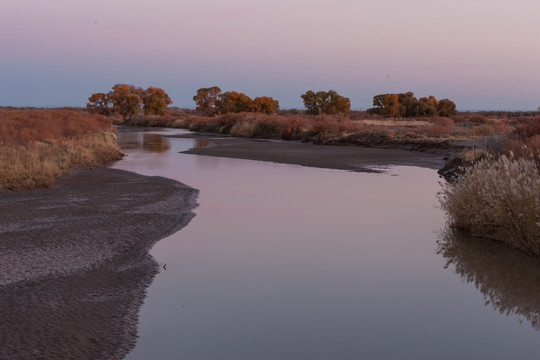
[1,0,539,110]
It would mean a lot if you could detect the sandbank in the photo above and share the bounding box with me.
[178,136,451,172]
[0,167,198,359]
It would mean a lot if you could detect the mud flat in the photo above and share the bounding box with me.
[0,167,198,360]
[179,136,449,172]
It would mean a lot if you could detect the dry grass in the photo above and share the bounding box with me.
[439,153,540,255]
[0,108,123,191]
[121,110,539,151]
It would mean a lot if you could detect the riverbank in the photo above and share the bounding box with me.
[0,107,124,192]
[0,167,198,359]
[173,133,450,172]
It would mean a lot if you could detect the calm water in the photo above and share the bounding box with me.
[112,128,540,359]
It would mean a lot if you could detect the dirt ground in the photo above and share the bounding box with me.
[0,167,198,360]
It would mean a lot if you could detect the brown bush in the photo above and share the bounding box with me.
[512,116,540,139]
[279,115,310,140]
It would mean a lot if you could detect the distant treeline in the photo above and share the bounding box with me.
[367,92,457,118]
[88,84,467,119]
[87,84,172,120]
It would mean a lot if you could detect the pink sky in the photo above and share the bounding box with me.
[1,0,539,110]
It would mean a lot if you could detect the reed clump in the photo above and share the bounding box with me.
[439,153,540,254]
[0,108,123,191]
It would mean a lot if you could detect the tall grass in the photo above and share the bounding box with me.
[439,153,540,254]
[0,108,123,191]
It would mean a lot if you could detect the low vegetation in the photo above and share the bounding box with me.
[0,107,123,191]
[126,109,520,150]
[439,153,540,255]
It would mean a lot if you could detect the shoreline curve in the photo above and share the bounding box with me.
[0,167,198,359]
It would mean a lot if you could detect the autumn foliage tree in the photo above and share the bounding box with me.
[87,92,112,115]
[193,86,222,116]
[301,90,350,115]
[142,86,172,115]
[216,91,253,114]
[193,87,280,115]
[253,96,279,114]
[107,84,143,120]
[88,84,172,120]
[437,98,458,117]
[369,92,456,118]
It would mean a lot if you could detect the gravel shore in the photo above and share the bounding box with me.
[0,167,198,359]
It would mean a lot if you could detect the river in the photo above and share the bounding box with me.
[112,128,540,359]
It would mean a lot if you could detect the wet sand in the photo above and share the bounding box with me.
[179,136,451,172]
[0,167,198,359]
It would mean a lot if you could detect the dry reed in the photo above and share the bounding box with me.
[439,153,540,254]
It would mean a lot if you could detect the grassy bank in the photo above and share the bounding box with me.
[124,110,522,152]
[0,108,123,191]
[439,153,540,255]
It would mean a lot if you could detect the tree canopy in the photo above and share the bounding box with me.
[87,92,112,115]
[88,84,172,120]
[193,87,279,115]
[193,86,222,116]
[253,96,279,114]
[216,91,253,114]
[368,92,457,118]
[142,87,172,115]
[108,84,143,120]
[301,90,350,115]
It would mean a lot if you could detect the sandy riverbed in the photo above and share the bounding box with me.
[0,167,198,360]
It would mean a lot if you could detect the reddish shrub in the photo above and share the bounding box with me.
[0,108,113,146]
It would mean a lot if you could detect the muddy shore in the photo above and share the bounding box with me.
[0,167,198,360]
[177,135,451,172]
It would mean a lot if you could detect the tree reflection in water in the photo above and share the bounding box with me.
[142,134,170,152]
[192,138,211,149]
[437,228,540,330]
[116,131,142,150]
[116,132,171,153]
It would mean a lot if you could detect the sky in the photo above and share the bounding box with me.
[1,0,539,110]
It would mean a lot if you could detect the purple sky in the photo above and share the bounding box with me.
[1,0,539,110]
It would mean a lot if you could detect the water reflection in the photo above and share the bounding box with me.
[143,134,170,152]
[117,132,171,152]
[192,138,211,148]
[438,228,540,330]
[117,132,142,150]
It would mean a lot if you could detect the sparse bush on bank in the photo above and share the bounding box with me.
[439,153,540,255]
[0,108,123,191]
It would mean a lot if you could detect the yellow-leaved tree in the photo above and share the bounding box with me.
[142,87,172,115]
